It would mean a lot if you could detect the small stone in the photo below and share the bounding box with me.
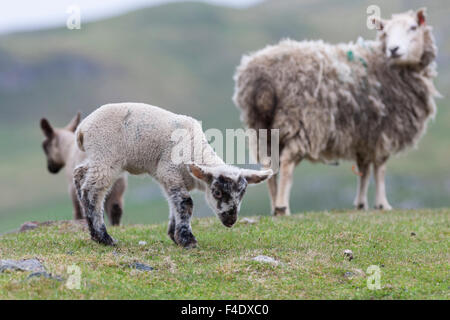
[410,232,416,236]
[138,241,147,246]
[343,249,354,261]
[27,272,63,281]
[240,217,257,224]
[19,222,40,232]
[0,259,46,273]
[252,255,279,265]
[129,262,153,272]
[344,271,354,278]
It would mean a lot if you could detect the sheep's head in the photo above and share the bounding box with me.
[373,8,436,67]
[188,164,272,227]
[40,112,81,174]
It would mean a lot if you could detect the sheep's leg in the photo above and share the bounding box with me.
[353,160,371,210]
[167,187,197,249]
[267,173,278,214]
[74,163,118,245]
[70,185,84,220]
[374,161,392,210]
[274,159,296,216]
[105,177,126,226]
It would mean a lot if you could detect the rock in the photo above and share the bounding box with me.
[19,222,40,232]
[138,241,147,246]
[129,262,153,272]
[0,259,46,273]
[240,217,257,225]
[27,272,63,281]
[344,271,354,278]
[343,249,354,261]
[252,255,279,265]
[344,269,365,279]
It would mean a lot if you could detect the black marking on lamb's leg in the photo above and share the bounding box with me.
[80,190,116,246]
[167,215,176,244]
[375,204,384,210]
[357,203,366,210]
[169,188,197,249]
[274,206,287,216]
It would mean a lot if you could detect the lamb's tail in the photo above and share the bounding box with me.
[76,129,85,152]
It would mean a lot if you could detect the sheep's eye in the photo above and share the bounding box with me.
[213,190,222,199]
[410,25,418,31]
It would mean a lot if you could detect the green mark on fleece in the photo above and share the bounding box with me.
[347,50,354,62]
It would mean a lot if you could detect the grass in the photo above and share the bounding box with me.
[0,209,448,299]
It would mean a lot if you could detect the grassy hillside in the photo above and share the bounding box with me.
[0,210,448,299]
[1,0,450,233]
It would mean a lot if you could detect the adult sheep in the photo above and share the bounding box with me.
[233,9,439,215]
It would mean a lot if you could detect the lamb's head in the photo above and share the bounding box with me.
[39,112,81,174]
[373,8,436,67]
[188,164,272,227]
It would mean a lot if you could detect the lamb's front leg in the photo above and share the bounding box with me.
[167,187,197,249]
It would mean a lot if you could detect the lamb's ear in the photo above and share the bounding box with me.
[241,168,273,184]
[416,8,426,26]
[40,118,54,138]
[371,17,385,31]
[187,163,213,183]
[66,112,81,132]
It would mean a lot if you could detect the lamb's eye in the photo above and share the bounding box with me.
[410,25,418,31]
[213,190,222,199]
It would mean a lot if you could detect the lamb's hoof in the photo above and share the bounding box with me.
[375,203,392,211]
[175,226,197,249]
[92,231,117,246]
[273,207,288,216]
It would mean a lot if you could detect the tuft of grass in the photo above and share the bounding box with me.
[0,209,448,299]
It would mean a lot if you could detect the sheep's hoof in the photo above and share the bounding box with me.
[175,226,197,249]
[355,203,368,210]
[273,207,288,216]
[375,203,392,211]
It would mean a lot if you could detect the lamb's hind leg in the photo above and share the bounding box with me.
[353,157,371,210]
[374,160,392,210]
[74,163,119,245]
[105,176,127,226]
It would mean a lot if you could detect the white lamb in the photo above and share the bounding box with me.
[74,103,272,248]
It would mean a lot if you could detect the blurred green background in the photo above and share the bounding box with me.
[1,0,449,233]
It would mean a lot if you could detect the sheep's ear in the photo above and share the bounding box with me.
[371,17,385,31]
[187,163,213,183]
[416,8,426,26]
[241,168,273,184]
[40,118,54,138]
[66,112,81,132]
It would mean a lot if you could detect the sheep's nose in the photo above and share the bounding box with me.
[390,46,400,56]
